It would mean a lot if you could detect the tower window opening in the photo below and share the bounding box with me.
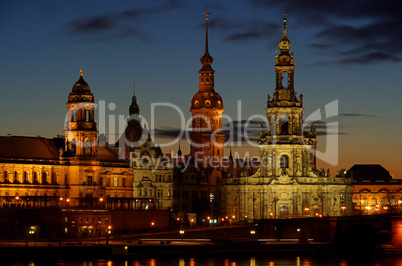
[71,139,76,154]
[281,115,289,134]
[280,155,289,169]
[72,110,76,122]
[85,110,90,122]
[282,72,289,89]
[201,78,204,82]
[84,139,92,156]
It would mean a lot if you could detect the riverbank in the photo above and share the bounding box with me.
[0,239,382,262]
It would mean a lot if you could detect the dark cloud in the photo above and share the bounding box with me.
[250,0,402,65]
[316,131,347,136]
[338,113,378,118]
[151,117,348,147]
[64,0,185,43]
[152,127,188,139]
[66,15,116,33]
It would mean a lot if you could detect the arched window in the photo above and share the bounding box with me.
[84,139,91,156]
[85,110,90,122]
[4,171,9,183]
[33,172,38,184]
[71,139,76,153]
[24,171,29,184]
[353,197,359,205]
[362,197,368,206]
[391,196,396,206]
[282,72,289,88]
[381,197,387,205]
[280,155,289,168]
[42,172,48,184]
[372,198,377,206]
[51,172,57,185]
[14,171,19,183]
[72,110,76,122]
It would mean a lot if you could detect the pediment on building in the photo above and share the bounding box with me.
[358,188,371,193]
[378,188,390,193]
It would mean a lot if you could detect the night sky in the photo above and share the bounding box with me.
[1,1,401,178]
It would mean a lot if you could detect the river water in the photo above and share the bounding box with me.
[6,256,402,266]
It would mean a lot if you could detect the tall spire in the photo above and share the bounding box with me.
[199,11,215,92]
[282,14,287,38]
[80,69,83,78]
[129,84,139,116]
[279,14,291,53]
[205,11,211,56]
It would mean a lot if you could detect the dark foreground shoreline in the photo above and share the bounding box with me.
[0,240,389,263]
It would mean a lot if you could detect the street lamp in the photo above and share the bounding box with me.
[250,230,256,239]
[341,206,346,216]
[106,225,112,245]
[179,230,185,242]
[366,206,371,215]
[304,207,310,216]
[209,193,214,222]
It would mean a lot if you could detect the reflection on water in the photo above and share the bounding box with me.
[9,256,402,266]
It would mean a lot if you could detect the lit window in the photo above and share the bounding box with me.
[113,177,118,187]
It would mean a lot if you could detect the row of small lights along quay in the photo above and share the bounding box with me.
[13,196,72,203]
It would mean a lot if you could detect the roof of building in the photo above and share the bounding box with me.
[0,135,127,164]
[345,164,392,180]
[0,136,61,160]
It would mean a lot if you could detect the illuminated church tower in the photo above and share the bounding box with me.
[259,15,317,177]
[190,12,225,168]
[220,17,353,220]
[64,70,97,158]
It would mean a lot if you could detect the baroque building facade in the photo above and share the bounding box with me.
[220,17,354,220]
[0,71,135,209]
[340,164,402,215]
[132,133,174,211]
